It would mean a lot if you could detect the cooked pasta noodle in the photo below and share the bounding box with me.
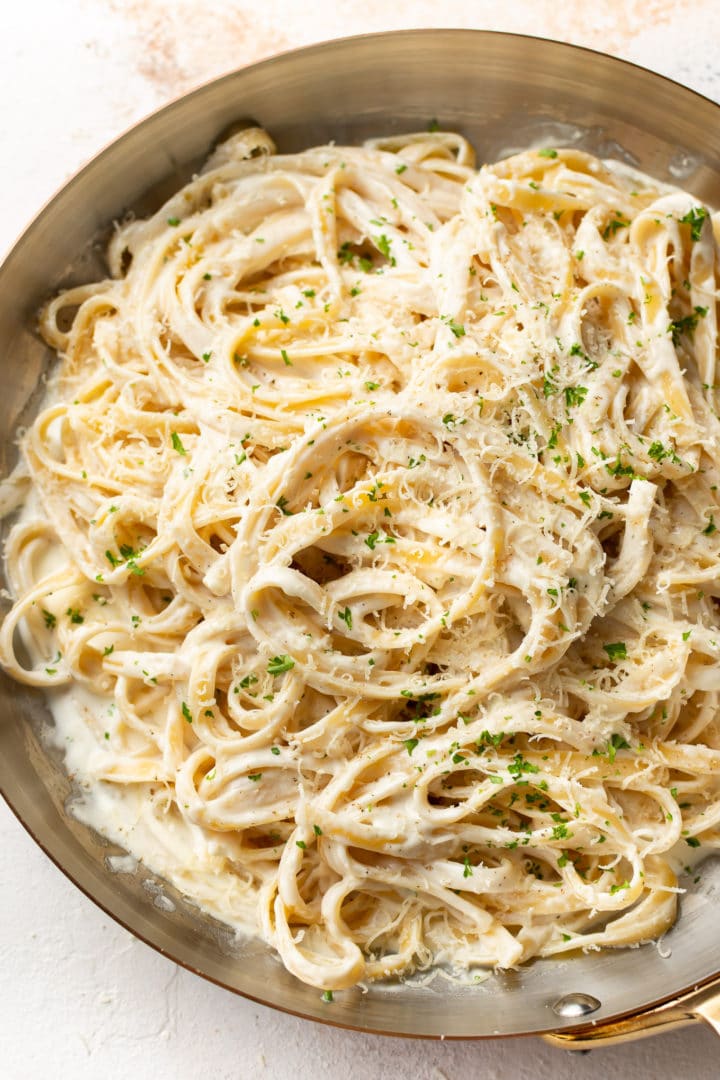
[2,128,720,991]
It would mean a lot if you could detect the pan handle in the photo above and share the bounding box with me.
[542,980,720,1049]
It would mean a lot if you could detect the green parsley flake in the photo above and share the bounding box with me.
[375,234,396,265]
[603,641,627,662]
[602,213,630,241]
[564,385,588,408]
[670,306,708,345]
[267,654,295,675]
[679,206,708,242]
[606,733,630,764]
[507,753,539,778]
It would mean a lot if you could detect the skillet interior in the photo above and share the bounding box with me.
[1,29,719,1038]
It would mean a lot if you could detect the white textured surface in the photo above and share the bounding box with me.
[2,3,720,1077]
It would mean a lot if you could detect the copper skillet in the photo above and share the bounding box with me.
[0,29,719,1049]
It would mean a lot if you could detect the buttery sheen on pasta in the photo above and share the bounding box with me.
[2,129,720,992]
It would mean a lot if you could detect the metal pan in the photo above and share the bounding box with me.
[1,30,719,1048]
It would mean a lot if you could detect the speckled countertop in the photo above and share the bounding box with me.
[2,3,720,1078]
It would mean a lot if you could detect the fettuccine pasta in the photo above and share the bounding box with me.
[2,128,719,991]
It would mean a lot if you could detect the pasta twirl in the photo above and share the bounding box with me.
[2,129,720,991]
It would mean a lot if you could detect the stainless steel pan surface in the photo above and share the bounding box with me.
[1,30,719,1046]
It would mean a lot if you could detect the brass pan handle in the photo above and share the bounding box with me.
[542,980,720,1049]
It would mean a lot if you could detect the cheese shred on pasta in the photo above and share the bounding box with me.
[2,129,720,991]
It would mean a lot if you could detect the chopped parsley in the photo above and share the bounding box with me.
[543,372,558,398]
[564,385,588,408]
[606,733,630,764]
[602,213,630,241]
[605,459,636,479]
[507,753,539,778]
[670,306,708,346]
[476,730,504,749]
[267,655,295,675]
[679,206,708,242]
[444,317,466,338]
[603,641,627,662]
[648,441,669,462]
[375,234,396,266]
